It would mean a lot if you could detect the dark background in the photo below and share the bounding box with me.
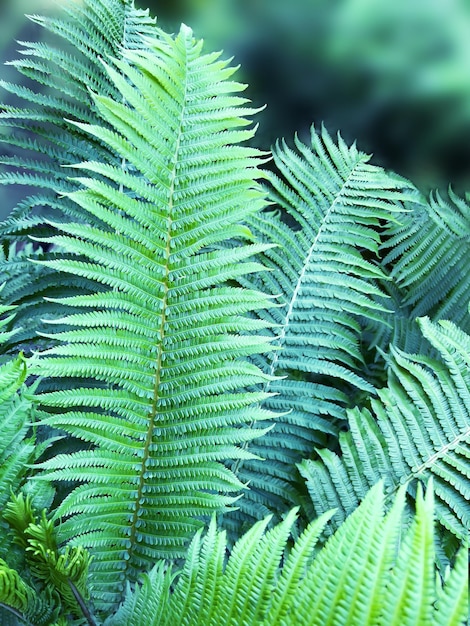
[2,0,470,218]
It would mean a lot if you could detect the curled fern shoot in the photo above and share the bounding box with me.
[2,494,93,625]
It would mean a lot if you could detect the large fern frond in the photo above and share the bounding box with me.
[27,25,276,613]
[300,316,470,541]
[107,481,468,626]
[227,126,417,527]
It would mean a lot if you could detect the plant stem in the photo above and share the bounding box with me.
[68,581,98,626]
[0,602,33,626]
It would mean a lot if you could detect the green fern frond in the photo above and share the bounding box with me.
[0,286,22,351]
[108,508,316,626]
[366,187,470,380]
[0,377,34,512]
[0,302,37,515]
[383,188,470,329]
[105,562,172,626]
[0,243,97,354]
[0,1,159,352]
[227,125,417,527]
[300,316,470,541]
[379,483,435,626]
[290,481,467,626]
[0,561,61,626]
[0,308,58,592]
[433,542,469,626]
[0,0,156,231]
[0,559,34,617]
[26,24,276,612]
[108,481,468,626]
[262,126,409,382]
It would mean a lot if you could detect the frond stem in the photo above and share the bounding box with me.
[68,580,97,626]
[0,603,32,626]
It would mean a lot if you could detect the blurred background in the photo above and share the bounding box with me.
[2,0,470,212]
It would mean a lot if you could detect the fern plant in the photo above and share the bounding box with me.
[0,1,468,624]
[24,23,278,614]
[300,316,470,538]
[106,481,468,626]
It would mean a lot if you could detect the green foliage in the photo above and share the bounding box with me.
[0,0,468,624]
[382,187,470,330]
[0,377,34,509]
[1,494,93,625]
[300,317,470,538]
[0,0,157,351]
[0,0,156,229]
[224,127,419,528]
[107,482,468,626]
[0,303,53,564]
[26,17,275,614]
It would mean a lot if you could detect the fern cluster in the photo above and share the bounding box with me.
[0,1,468,624]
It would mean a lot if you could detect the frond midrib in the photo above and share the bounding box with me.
[266,154,368,380]
[411,425,470,478]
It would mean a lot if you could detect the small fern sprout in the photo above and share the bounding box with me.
[3,493,94,624]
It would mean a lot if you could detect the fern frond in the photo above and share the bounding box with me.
[105,562,172,626]
[27,24,275,612]
[107,481,468,626]
[228,125,416,527]
[0,287,22,351]
[0,1,159,351]
[0,373,34,511]
[0,301,38,515]
[0,559,34,617]
[380,483,435,626]
[0,303,58,587]
[0,562,62,626]
[0,0,156,229]
[0,243,97,354]
[366,187,470,381]
[300,317,470,541]
[433,542,469,626]
[383,188,470,330]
